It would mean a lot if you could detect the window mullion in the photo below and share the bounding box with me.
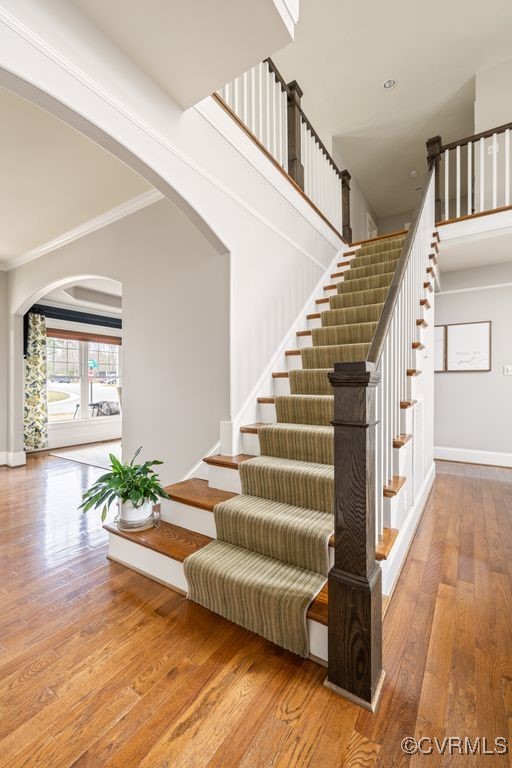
[80,341,89,419]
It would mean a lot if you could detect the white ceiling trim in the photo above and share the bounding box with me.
[2,189,163,272]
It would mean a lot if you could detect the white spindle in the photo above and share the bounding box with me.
[467,141,472,215]
[506,129,510,206]
[444,149,450,220]
[492,132,498,209]
[479,137,485,212]
[456,144,461,218]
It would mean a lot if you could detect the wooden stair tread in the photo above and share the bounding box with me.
[323,284,337,291]
[384,476,407,498]
[330,271,345,279]
[407,369,421,376]
[164,478,236,511]
[296,330,312,337]
[416,318,428,328]
[106,520,328,625]
[336,260,351,268]
[257,396,275,404]
[306,312,321,320]
[285,349,301,356]
[412,341,425,350]
[393,434,412,449]
[104,520,212,562]
[272,371,289,378]
[424,281,433,292]
[400,399,417,409]
[240,423,265,434]
[420,298,431,309]
[203,454,254,470]
[315,297,330,305]
[376,528,399,560]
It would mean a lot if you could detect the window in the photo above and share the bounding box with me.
[46,334,121,422]
[46,337,82,421]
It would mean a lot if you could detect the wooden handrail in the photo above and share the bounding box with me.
[366,163,435,366]
[440,120,512,151]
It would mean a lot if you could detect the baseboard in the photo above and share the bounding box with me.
[434,446,512,468]
[381,462,436,597]
[0,451,27,467]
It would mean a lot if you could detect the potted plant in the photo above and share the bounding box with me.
[80,447,169,530]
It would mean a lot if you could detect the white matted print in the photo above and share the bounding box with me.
[434,326,446,372]
[446,321,491,372]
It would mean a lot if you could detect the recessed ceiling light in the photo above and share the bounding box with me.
[409,169,418,178]
[383,79,397,91]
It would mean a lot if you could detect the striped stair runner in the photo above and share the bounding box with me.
[184,234,406,657]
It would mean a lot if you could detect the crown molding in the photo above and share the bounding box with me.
[1,189,163,272]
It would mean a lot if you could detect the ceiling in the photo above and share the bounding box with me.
[273,0,512,219]
[0,86,151,266]
[71,0,296,108]
[43,278,123,315]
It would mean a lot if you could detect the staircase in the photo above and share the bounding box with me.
[105,225,438,669]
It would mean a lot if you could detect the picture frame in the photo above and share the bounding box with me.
[434,325,446,372]
[445,321,491,372]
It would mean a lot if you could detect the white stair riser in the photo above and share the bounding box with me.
[207,464,242,494]
[258,402,276,423]
[393,440,412,479]
[273,377,290,396]
[323,287,338,298]
[241,431,260,455]
[286,354,302,371]
[161,499,217,537]
[307,317,322,330]
[107,533,328,662]
[296,334,313,349]
[383,480,410,529]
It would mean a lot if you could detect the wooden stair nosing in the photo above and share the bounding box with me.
[376,527,399,560]
[164,477,236,511]
[393,434,412,449]
[285,349,301,356]
[407,369,421,377]
[257,396,276,404]
[296,329,312,337]
[412,341,425,350]
[272,371,289,378]
[315,297,330,305]
[416,318,428,328]
[306,312,321,320]
[203,453,254,470]
[420,298,431,309]
[400,399,417,409]
[240,423,265,434]
[335,260,351,269]
[383,475,407,498]
[323,283,337,291]
[424,281,433,292]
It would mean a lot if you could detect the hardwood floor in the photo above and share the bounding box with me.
[0,456,511,766]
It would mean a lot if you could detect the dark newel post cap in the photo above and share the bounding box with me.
[287,80,303,101]
[340,169,351,186]
[426,135,443,158]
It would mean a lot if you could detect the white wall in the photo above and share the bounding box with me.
[7,199,230,483]
[435,262,512,466]
[0,272,7,462]
[474,58,512,133]
[331,142,378,242]
[378,210,414,236]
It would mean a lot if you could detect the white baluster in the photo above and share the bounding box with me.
[493,132,498,209]
[444,149,450,220]
[479,137,485,212]
[467,141,472,215]
[506,129,510,207]
[456,144,461,218]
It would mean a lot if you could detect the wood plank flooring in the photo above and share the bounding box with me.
[0,455,511,766]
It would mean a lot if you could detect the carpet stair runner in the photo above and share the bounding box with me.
[184,233,406,657]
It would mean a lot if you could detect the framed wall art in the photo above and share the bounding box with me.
[445,321,491,372]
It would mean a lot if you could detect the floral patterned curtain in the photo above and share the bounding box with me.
[24,313,48,450]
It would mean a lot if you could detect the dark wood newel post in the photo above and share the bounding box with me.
[426,135,443,223]
[325,361,384,711]
[286,80,304,190]
[340,170,352,244]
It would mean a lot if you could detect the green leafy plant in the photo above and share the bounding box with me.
[80,447,170,522]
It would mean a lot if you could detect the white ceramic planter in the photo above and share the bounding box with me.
[118,499,156,530]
